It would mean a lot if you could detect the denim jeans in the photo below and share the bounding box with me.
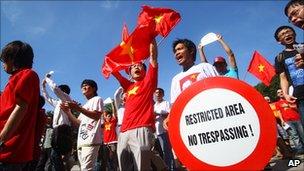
[50,149,65,171]
[158,132,176,171]
[36,148,52,171]
[297,99,304,126]
[0,162,25,171]
[287,120,304,153]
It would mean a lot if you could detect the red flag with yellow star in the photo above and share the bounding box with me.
[247,51,276,86]
[102,24,155,78]
[137,5,181,37]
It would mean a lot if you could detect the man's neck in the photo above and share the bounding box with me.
[156,99,163,103]
[86,94,96,100]
[182,63,195,72]
[284,43,296,51]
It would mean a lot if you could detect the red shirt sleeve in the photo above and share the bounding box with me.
[112,72,132,90]
[15,70,39,104]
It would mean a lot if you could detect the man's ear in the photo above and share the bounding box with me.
[190,48,195,55]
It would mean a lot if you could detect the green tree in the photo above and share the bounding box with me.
[254,75,280,102]
[46,110,54,117]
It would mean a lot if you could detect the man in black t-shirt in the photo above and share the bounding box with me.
[274,25,304,126]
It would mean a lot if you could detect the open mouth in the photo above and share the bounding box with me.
[285,36,293,43]
[134,70,140,74]
[176,55,183,63]
[295,20,304,28]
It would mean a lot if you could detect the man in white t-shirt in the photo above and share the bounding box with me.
[170,38,218,105]
[154,88,175,171]
[165,39,218,128]
[61,79,103,170]
[165,38,218,169]
[41,74,72,171]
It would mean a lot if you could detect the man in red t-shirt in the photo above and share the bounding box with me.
[112,39,157,170]
[275,89,304,154]
[0,41,40,170]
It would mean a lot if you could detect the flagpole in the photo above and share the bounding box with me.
[157,37,166,46]
[243,71,248,81]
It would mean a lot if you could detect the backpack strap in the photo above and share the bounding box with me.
[277,52,284,63]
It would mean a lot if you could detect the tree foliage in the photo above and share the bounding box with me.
[46,110,54,117]
[254,75,280,102]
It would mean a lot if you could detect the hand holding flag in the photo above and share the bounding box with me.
[101,5,181,78]
[101,24,155,78]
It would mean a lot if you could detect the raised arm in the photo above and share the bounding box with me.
[198,44,208,63]
[112,71,131,91]
[150,38,158,68]
[217,34,237,69]
[111,101,117,119]
[45,76,71,102]
[41,79,57,107]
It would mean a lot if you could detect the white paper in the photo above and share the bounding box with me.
[293,44,304,54]
[104,97,113,104]
[283,123,291,130]
[200,32,219,46]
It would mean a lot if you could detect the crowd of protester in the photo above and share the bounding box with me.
[0,0,303,170]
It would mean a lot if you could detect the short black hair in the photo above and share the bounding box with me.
[284,0,304,16]
[172,39,196,62]
[0,40,34,69]
[274,26,296,41]
[58,84,71,95]
[104,103,113,114]
[156,88,164,95]
[81,79,98,95]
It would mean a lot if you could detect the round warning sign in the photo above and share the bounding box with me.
[169,77,276,170]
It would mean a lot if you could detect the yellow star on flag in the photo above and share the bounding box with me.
[128,86,139,96]
[191,74,198,79]
[120,37,135,63]
[105,123,111,131]
[258,64,265,72]
[154,15,163,24]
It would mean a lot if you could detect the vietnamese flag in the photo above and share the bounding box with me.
[247,51,276,86]
[102,24,155,79]
[137,5,181,37]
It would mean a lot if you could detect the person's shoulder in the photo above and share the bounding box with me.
[196,62,214,68]
[164,100,170,105]
[171,71,183,81]
[275,50,285,62]
[92,96,103,101]
[196,62,213,67]
[20,68,38,77]
[278,50,298,62]
[228,67,238,71]
[16,68,39,83]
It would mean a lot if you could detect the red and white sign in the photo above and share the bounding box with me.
[169,77,276,170]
